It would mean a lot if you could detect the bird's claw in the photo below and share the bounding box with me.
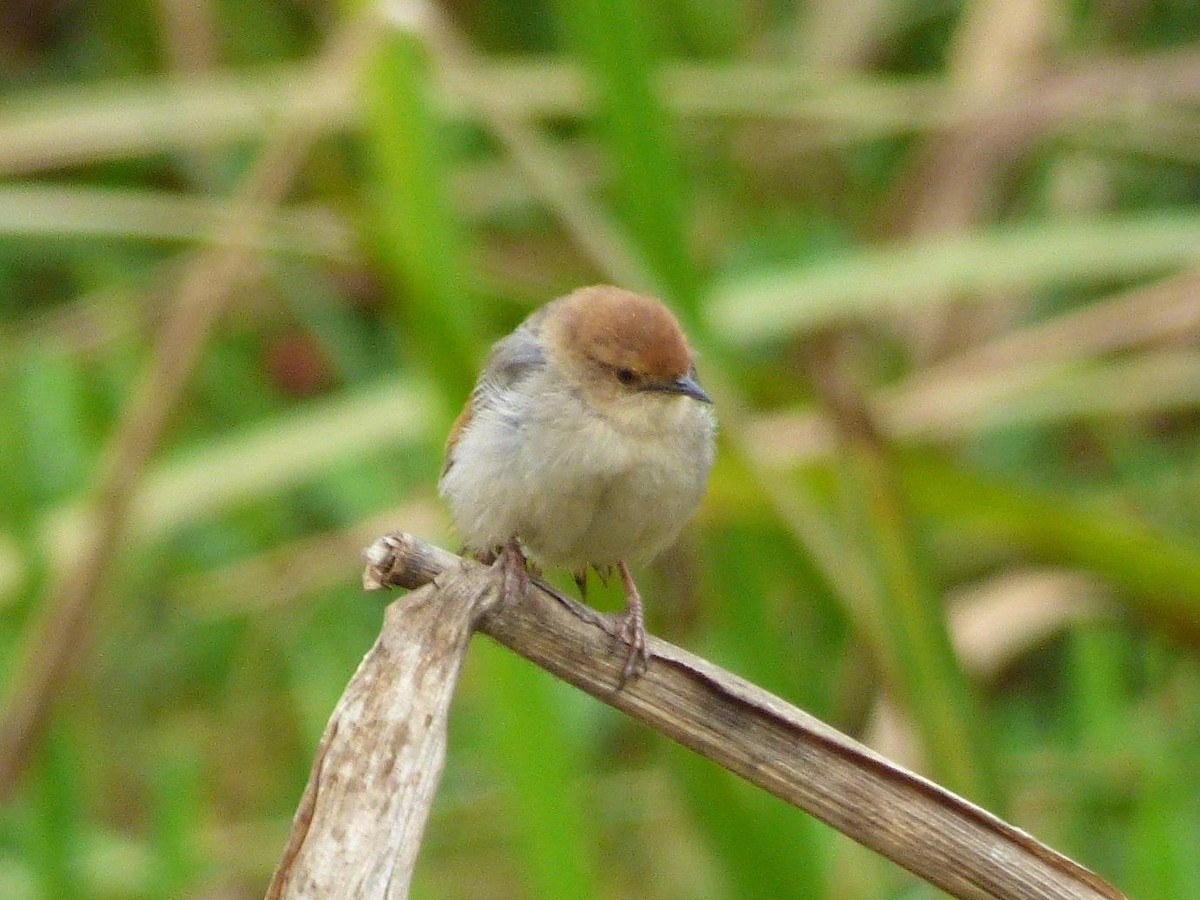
[492,540,530,602]
[610,606,650,685]
[611,560,650,686]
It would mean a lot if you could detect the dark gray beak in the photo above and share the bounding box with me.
[652,372,713,404]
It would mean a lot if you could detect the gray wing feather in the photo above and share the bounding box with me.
[478,326,546,394]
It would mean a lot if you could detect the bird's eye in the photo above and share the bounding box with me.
[615,368,637,386]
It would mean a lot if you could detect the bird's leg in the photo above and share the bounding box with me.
[611,560,650,684]
[493,539,529,602]
[573,568,588,600]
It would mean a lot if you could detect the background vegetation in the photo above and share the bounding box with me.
[2,0,1199,896]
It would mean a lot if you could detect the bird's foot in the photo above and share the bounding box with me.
[491,540,530,603]
[609,560,650,686]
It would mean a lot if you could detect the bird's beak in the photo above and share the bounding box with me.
[653,372,713,404]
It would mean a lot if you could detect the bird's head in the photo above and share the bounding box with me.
[544,285,712,434]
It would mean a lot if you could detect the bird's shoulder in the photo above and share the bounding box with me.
[478,316,548,394]
[442,313,549,475]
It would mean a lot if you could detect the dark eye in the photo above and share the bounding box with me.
[615,368,637,386]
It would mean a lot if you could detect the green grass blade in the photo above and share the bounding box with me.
[360,28,480,398]
[710,213,1200,341]
[553,0,697,308]
[837,440,1001,807]
[906,455,1200,634]
[471,643,600,900]
[29,723,83,900]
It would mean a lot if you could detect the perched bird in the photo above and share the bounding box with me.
[439,285,716,680]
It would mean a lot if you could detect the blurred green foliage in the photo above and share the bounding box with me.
[3,0,1200,897]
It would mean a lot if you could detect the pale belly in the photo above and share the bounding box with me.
[518,456,707,570]
[441,392,714,571]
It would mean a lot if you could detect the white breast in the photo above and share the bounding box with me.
[439,367,715,571]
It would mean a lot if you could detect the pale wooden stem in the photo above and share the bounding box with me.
[266,563,497,899]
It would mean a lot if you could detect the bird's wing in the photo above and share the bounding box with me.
[442,322,547,475]
[478,325,547,395]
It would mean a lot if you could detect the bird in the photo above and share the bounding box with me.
[438,285,716,682]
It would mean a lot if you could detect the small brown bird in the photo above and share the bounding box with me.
[439,285,716,680]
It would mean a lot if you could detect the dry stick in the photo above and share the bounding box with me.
[266,566,500,899]
[268,531,1125,900]
[0,18,374,800]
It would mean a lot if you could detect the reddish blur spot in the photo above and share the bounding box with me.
[264,333,333,397]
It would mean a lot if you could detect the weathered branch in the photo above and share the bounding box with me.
[268,531,1125,900]
[267,563,498,899]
